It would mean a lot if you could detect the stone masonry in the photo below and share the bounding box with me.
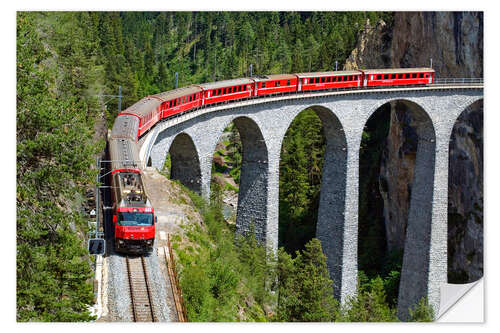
[141,87,482,319]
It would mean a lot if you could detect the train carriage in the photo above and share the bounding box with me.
[152,85,203,120]
[361,68,435,87]
[118,97,163,138]
[198,78,255,106]
[296,71,362,91]
[253,74,298,96]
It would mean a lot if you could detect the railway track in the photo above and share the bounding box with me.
[125,256,157,322]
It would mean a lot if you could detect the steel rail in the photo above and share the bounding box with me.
[126,256,157,322]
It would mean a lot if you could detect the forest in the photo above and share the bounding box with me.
[17,11,431,321]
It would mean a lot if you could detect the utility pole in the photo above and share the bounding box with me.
[335,61,338,71]
[214,51,217,81]
[175,72,179,89]
[95,86,124,114]
[118,86,122,114]
[95,157,100,235]
[249,64,253,77]
[430,58,433,68]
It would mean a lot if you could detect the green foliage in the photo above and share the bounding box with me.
[408,297,435,322]
[276,239,340,322]
[17,12,104,321]
[341,275,397,322]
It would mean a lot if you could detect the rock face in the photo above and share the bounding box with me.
[345,12,483,282]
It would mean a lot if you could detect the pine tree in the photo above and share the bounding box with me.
[17,12,101,321]
[276,239,339,322]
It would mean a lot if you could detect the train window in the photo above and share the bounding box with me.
[332,76,337,82]
[412,73,417,78]
[391,74,396,79]
[377,75,382,80]
[276,81,281,87]
[287,80,291,85]
[398,74,403,79]
[319,77,324,83]
[384,74,389,79]
[262,82,266,88]
[419,73,424,78]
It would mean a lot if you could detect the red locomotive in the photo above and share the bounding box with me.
[108,67,435,253]
[109,117,157,253]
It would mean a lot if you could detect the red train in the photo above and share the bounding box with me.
[109,117,157,253]
[115,68,435,143]
[108,68,434,253]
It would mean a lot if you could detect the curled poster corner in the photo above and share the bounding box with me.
[437,278,483,322]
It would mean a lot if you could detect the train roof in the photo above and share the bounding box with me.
[109,138,142,173]
[151,85,202,101]
[111,114,140,141]
[251,74,297,81]
[120,96,162,118]
[360,68,435,74]
[295,71,362,78]
[197,78,255,90]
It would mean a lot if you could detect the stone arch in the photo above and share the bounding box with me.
[366,99,437,319]
[210,116,270,243]
[169,132,202,194]
[279,104,348,300]
[447,99,483,284]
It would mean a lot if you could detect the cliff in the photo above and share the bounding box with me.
[345,12,483,283]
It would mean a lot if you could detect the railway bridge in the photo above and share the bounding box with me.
[137,81,483,319]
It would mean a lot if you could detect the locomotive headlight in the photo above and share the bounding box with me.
[118,240,124,245]
[147,240,153,245]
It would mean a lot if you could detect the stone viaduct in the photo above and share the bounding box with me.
[137,84,483,319]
